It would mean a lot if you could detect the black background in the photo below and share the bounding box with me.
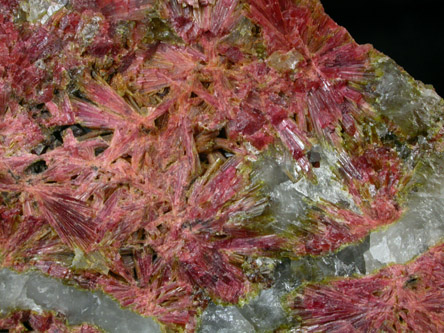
[321,0,444,96]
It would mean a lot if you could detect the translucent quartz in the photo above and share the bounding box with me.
[200,239,370,332]
[365,154,444,272]
[0,269,161,333]
[19,0,67,24]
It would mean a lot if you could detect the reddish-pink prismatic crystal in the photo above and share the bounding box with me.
[1,0,443,331]
[288,243,444,332]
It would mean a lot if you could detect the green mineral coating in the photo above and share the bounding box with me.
[114,21,136,46]
[400,151,444,200]
[222,16,268,59]
[143,14,182,44]
[71,248,110,275]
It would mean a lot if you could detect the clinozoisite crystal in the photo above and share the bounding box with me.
[1,0,443,331]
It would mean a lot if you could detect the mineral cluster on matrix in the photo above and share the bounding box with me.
[1,0,443,332]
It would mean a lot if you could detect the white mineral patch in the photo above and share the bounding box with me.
[0,269,161,333]
[259,145,358,232]
[199,303,255,333]
[0,271,42,314]
[79,16,102,45]
[374,57,443,137]
[20,0,67,24]
[237,288,287,331]
[275,238,369,292]
[200,285,288,333]
[270,160,353,221]
[268,180,307,231]
[364,154,444,272]
[289,156,357,211]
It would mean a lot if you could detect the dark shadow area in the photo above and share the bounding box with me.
[322,0,444,96]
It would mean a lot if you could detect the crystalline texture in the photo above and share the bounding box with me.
[200,287,288,332]
[0,270,42,315]
[373,57,443,138]
[20,0,67,24]
[365,153,444,272]
[1,0,444,331]
[289,243,444,332]
[0,269,161,333]
[201,238,370,332]
[199,304,255,333]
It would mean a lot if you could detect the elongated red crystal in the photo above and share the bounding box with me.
[289,243,444,332]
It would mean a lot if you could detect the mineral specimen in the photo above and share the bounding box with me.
[1,0,444,331]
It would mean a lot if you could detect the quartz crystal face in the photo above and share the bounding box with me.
[0,0,443,331]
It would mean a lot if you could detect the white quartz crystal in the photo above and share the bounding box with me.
[374,57,443,138]
[364,154,444,272]
[20,0,67,24]
[237,288,287,331]
[0,270,42,314]
[288,151,357,211]
[199,303,255,333]
[200,289,287,333]
[256,145,358,233]
[0,269,160,333]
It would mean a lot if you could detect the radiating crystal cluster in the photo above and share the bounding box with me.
[290,243,444,332]
[1,0,444,331]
